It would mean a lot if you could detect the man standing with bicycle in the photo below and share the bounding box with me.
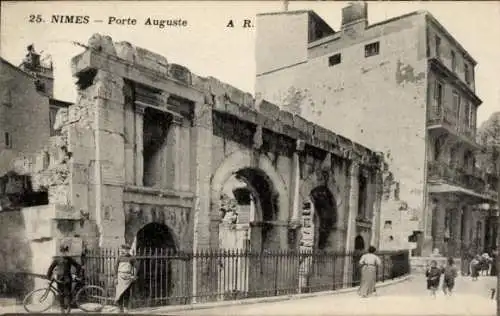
[46,242,83,313]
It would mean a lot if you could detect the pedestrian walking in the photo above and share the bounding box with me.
[441,257,458,296]
[358,246,381,298]
[489,249,497,276]
[470,255,480,281]
[425,260,441,298]
[114,244,137,313]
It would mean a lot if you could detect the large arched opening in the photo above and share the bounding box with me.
[219,167,279,252]
[310,185,337,251]
[134,223,177,307]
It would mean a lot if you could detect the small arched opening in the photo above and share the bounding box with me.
[355,235,365,251]
[134,223,176,307]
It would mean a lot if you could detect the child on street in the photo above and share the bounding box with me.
[441,257,458,296]
[426,260,441,298]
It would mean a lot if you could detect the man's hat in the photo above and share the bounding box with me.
[120,244,131,250]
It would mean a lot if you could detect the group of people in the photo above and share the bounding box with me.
[469,253,495,280]
[46,243,138,313]
[425,258,458,298]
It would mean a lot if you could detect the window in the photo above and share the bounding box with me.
[357,174,368,218]
[435,35,441,58]
[452,91,460,120]
[470,105,476,129]
[364,41,380,57]
[433,136,445,161]
[2,90,12,107]
[468,103,475,129]
[464,63,470,84]
[328,53,341,66]
[4,132,12,149]
[434,81,443,112]
[464,151,473,170]
[34,79,45,93]
[451,51,456,72]
[463,100,470,127]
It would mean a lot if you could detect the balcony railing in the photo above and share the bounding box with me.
[427,160,486,194]
[427,107,476,143]
[486,173,499,201]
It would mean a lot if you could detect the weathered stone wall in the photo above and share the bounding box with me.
[256,12,428,248]
[0,210,32,298]
[0,59,51,176]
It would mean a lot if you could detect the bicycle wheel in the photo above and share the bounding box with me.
[75,285,106,312]
[23,287,57,313]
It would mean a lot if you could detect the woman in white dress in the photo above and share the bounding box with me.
[358,246,382,298]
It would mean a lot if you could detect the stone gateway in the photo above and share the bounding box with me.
[1,33,391,297]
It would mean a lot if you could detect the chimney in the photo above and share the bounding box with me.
[341,2,368,34]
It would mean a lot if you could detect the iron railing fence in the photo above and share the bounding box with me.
[81,248,410,309]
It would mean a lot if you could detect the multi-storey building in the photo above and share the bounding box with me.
[0,46,71,176]
[255,2,497,256]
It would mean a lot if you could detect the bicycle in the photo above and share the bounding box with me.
[23,275,107,313]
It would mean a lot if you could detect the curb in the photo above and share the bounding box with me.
[136,275,412,314]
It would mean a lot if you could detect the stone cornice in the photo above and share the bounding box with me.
[72,34,384,170]
[212,106,381,169]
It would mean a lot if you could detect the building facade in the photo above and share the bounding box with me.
[0,34,392,296]
[254,2,497,256]
[0,48,52,176]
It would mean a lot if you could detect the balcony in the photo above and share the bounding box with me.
[427,107,478,148]
[427,161,489,200]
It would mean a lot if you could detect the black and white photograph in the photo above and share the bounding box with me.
[0,1,499,315]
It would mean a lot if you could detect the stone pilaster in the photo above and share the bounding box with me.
[370,170,383,249]
[451,207,462,257]
[180,118,191,191]
[343,161,359,287]
[345,162,360,251]
[290,140,305,245]
[172,117,182,190]
[134,104,145,187]
[90,70,126,249]
[191,102,213,304]
[191,102,213,250]
[433,199,446,254]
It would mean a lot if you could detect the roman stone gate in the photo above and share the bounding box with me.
[10,34,386,299]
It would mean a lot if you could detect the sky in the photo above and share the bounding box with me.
[1,1,499,124]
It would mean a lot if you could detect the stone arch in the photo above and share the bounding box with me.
[135,222,177,251]
[211,150,289,251]
[124,205,180,252]
[211,150,289,222]
[133,222,177,307]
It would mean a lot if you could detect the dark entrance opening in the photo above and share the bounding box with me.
[355,235,365,251]
[234,168,277,252]
[134,223,176,307]
[352,235,366,286]
[310,185,336,250]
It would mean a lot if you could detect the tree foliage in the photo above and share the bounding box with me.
[476,112,500,175]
